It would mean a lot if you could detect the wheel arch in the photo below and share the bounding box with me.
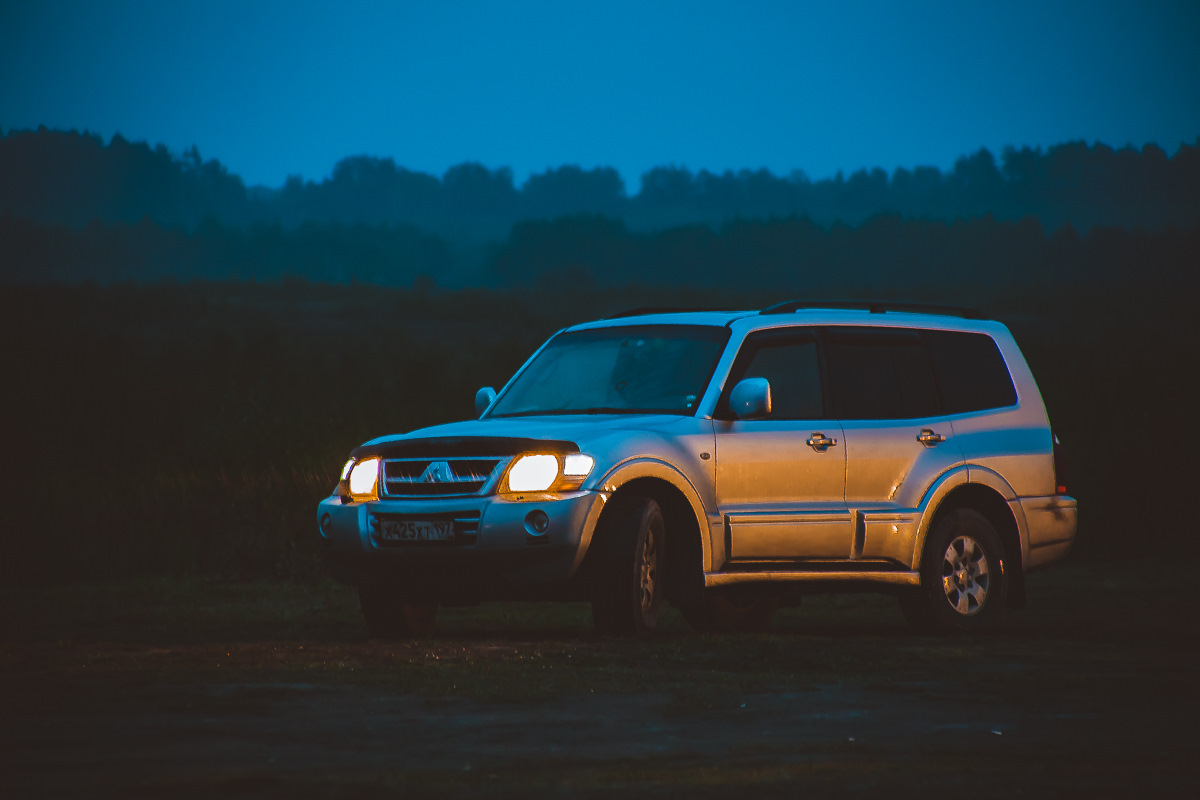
[921,481,1027,609]
[584,460,710,606]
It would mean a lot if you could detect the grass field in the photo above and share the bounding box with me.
[3,280,1198,795]
[3,561,1196,796]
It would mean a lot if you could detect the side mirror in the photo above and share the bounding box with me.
[729,378,772,420]
[475,386,497,417]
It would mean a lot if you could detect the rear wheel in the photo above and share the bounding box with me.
[901,507,1008,634]
[590,496,665,636]
[359,586,438,639]
[681,586,779,633]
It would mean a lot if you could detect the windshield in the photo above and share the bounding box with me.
[488,325,730,417]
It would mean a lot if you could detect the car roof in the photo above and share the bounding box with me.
[567,310,754,331]
[567,305,1005,336]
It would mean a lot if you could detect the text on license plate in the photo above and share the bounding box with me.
[379,519,455,542]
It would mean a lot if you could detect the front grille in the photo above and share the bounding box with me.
[381,457,505,497]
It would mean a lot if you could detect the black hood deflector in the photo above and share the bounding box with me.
[351,436,579,460]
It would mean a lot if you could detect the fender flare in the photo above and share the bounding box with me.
[911,464,1024,571]
[966,464,1030,567]
[595,457,714,572]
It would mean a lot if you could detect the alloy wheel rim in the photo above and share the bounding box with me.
[941,535,990,615]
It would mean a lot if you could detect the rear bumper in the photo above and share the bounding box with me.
[1019,495,1078,570]
[316,489,609,597]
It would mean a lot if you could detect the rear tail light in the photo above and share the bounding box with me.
[1052,433,1068,496]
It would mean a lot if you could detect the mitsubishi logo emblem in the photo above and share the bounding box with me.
[420,461,455,483]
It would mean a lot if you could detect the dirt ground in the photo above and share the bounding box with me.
[2,561,1197,797]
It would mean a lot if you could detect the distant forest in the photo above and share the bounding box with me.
[2,126,1199,288]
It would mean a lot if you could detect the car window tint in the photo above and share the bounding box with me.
[924,330,1017,413]
[892,339,941,417]
[827,338,904,419]
[739,340,824,419]
[826,328,943,419]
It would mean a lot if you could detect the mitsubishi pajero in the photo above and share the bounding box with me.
[317,302,1077,636]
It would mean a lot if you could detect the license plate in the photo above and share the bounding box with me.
[378,519,455,543]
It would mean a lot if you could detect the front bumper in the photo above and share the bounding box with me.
[316,489,609,597]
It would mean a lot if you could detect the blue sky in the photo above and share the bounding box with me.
[2,0,1198,188]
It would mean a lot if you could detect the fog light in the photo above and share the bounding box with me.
[320,512,333,535]
[525,509,550,535]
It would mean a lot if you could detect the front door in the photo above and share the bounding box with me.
[714,329,852,562]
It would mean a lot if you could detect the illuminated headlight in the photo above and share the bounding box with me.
[563,453,594,477]
[507,454,559,492]
[348,457,380,500]
[340,459,355,481]
[503,452,596,495]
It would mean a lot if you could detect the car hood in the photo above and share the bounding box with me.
[351,414,695,458]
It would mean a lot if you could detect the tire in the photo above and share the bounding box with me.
[359,586,438,639]
[590,496,665,636]
[681,586,779,633]
[901,507,1008,634]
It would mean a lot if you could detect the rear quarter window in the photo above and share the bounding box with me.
[924,330,1017,414]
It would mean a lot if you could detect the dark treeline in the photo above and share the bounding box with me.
[6,210,1197,297]
[490,214,1200,295]
[3,127,1199,240]
[0,215,454,285]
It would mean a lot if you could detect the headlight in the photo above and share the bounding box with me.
[503,452,595,495]
[563,453,595,478]
[348,457,380,500]
[506,454,559,492]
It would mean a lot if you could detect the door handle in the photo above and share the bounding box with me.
[917,428,946,447]
[807,433,838,452]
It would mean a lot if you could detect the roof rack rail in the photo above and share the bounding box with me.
[759,300,988,319]
[604,306,733,319]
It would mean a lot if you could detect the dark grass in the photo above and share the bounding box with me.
[3,562,1196,797]
[3,560,1191,692]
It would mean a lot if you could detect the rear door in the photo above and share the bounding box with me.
[713,328,852,562]
[825,327,965,565]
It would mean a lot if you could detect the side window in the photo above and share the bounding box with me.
[721,333,824,419]
[924,330,1017,414]
[826,329,941,420]
[892,339,941,418]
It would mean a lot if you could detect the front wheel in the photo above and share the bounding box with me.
[901,507,1008,634]
[590,496,665,636]
[359,586,438,639]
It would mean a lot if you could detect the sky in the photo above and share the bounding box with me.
[2,0,1199,189]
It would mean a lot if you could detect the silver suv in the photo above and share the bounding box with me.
[317,302,1077,637]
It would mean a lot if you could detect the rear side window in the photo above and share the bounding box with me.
[825,330,941,420]
[924,330,1017,414]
